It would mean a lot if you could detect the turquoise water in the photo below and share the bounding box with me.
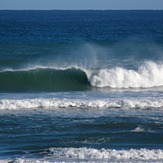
[0,10,163,162]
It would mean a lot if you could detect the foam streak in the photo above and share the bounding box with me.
[0,97,163,110]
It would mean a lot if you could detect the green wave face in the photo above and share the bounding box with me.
[0,68,90,92]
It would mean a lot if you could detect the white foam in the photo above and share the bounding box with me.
[49,147,163,161]
[132,126,145,132]
[0,97,163,110]
[14,147,163,162]
[86,61,163,88]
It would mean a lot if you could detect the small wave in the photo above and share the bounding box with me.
[0,97,163,110]
[86,61,163,88]
[14,147,163,162]
[132,126,146,132]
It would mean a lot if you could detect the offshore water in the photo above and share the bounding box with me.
[0,10,163,162]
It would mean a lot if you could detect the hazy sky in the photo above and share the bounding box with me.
[0,0,163,10]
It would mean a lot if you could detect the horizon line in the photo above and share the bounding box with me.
[0,9,163,11]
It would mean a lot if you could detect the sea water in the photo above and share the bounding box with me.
[0,10,163,162]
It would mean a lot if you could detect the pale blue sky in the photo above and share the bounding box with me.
[0,0,163,10]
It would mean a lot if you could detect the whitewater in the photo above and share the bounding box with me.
[87,61,163,88]
[0,96,163,110]
[13,148,163,163]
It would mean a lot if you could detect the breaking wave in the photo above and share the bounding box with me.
[0,61,163,92]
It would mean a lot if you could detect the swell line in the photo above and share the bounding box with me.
[0,68,90,92]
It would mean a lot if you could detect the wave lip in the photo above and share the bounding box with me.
[0,97,163,110]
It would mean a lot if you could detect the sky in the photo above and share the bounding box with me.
[0,0,163,10]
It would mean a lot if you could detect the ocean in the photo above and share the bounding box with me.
[0,10,163,162]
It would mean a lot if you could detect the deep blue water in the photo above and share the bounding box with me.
[0,10,163,162]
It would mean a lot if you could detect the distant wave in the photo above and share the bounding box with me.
[0,97,163,110]
[14,147,163,162]
[0,61,163,92]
